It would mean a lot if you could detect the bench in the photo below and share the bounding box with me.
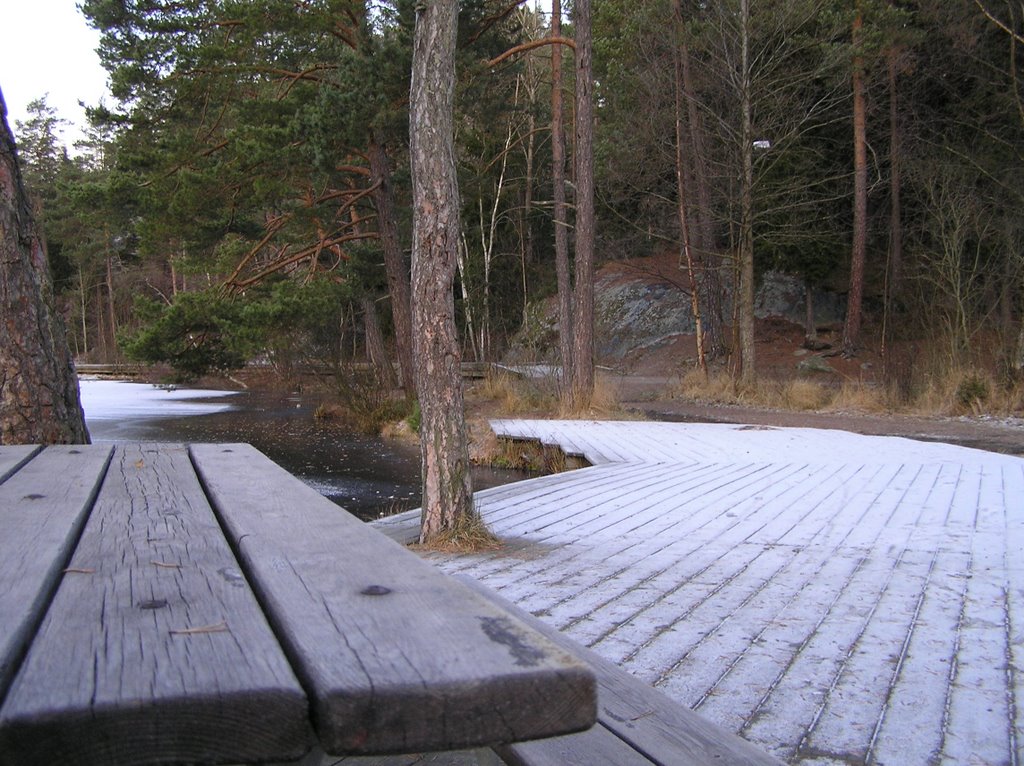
[0,443,595,765]
[457,578,784,766]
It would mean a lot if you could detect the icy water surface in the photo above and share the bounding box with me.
[80,379,526,520]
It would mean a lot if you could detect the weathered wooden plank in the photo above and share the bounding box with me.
[497,723,656,766]
[0,444,40,485]
[459,576,783,766]
[190,443,596,756]
[0,445,111,700]
[0,444,312,766]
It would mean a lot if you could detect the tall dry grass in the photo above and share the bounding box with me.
[671,359,1023,419]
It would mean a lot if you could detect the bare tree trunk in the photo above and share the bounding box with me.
[361,296,397,389]
[680,26,726,361]
[369,134,415,397]
[78,264,89,357]
[882,43,902,364]
[843,3,868,357]
[737,0,757,385]
[456,233,480,363]
[804,282,818,345]
[410,0,474,543]
[570,0,596,411]
[673,1,706,375]
[887,47,903,294]
[520,65,537,324]
[105,247,117,360]
[551,0,573,392]
[0,92,89,444]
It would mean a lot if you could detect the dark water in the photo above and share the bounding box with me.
[81,381,529,521]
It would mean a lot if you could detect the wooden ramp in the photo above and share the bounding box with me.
[378,419,1024,765]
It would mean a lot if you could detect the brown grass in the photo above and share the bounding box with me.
[413,509,501,553]
[670,358,1024,420]
[826,381,890,414]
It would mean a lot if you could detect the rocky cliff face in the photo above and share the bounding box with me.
[507,256,845,368]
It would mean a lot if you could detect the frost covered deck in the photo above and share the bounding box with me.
[377,419,1024,765]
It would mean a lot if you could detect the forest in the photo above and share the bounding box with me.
[13,0,1024,406]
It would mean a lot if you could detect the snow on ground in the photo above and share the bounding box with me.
[79,379,238,421]
[401,419,1024,765]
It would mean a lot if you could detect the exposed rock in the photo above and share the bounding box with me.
[505,257,845,368]
[796,355,836,375]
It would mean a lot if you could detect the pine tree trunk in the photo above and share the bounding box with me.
[410,0,474,543]
[843,4,868,357]
[0,94,89,444]
[369,134,415,396]
[361,296,396,389]
[570,0,595,410]
[551,0,573,392]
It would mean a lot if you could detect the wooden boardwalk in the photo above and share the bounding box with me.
[377,419,1024,765]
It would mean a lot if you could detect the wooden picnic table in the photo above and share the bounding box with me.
[0,443,595,765]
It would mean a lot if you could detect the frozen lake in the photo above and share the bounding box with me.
[78,379,525,520]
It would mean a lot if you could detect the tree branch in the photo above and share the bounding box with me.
[487,37,576,68]
[975,0,1024,44]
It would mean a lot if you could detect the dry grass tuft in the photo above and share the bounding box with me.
[477,371,557,416]
[675,369,738,403]
[557,374,637,419]
[415,510,501,553]
[826,381,890,414]
[780,379,833,411]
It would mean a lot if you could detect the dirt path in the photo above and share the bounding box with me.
[614,376,1024,458]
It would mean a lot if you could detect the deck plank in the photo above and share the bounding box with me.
[389,419,1024,765]
[191,443,595,755]
[0,445,40,485]
[0,445,111,699]
[0,444,312,765]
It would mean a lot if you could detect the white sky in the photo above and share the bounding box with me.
[0,0,110,148]
[0,0,553,151]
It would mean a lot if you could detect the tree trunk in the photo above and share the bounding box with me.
[671,0,704,370]
[673,1,706,375]
[737,0,757,385]
[805,282,818,344]
[369,133,415,397]
[410,0,474,543]
[551,0,573,392]
[570,0,595,411]
[78,264,89,357]
[105,248,117,360]
[361,296,396,389]
[887,46,903,295]
[0,93,89,444]
[520,65,537,324]
[843,4,868,357]
[680,27,726,361]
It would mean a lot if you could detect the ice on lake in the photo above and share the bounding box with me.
[79,379,239,421]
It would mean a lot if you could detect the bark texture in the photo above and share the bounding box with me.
[551,0,574,395]
[570,0,595,410]
[409,0,473,542]
[843,4,868,357]
[0,90,89,445]
[369,135,415,395]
